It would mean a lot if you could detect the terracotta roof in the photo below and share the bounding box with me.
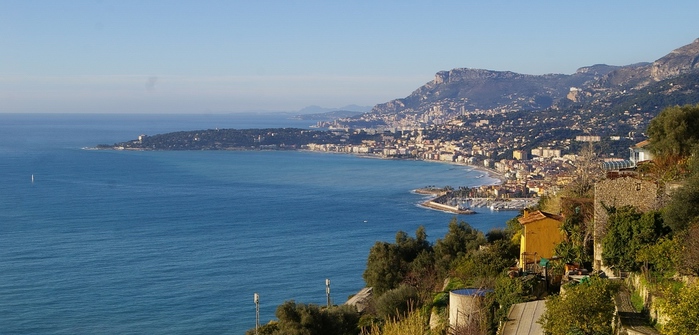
[518,210,563,225]
[633,140,651,148]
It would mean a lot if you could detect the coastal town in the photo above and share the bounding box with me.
[303,125,617,203]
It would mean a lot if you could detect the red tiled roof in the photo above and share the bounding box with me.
[518,210,563,225]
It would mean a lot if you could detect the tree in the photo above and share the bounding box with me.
[434,218,486,275]
[566,143,600,198]
[555,207,594,267]
[363,242,404,296]
[601,206,669,272]
[647,103,699,159]
[539,277,619,335]
[254,301,359,335]
[363,227,432,295]
[663,173,699,232]
[660,283,699,335]
[678,221,699,276]
[635,236,679,278]
[454,239,518,282]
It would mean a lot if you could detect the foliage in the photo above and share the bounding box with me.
[601,206,669,272]
[630,292,644,313]
[374,285,420,320]
[677,221,699,276]
[453,240,518,282]
[663,173,699,232]
[363,308,426,335]
[635,236,679,278]
[246,322,278,335]
[250,301,359,335]
[555,211,593,266]
[539,277,620,335]
[505,215,523,247]
[363,227,432,296]
[363,242,404,296]
[434,218,486,276]
[647,103,699,160]
[493,275,531,323]
[658,282,699,335]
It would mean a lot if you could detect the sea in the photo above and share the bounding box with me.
[0,113,519,334]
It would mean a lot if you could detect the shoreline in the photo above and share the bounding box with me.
[299,149,507,187]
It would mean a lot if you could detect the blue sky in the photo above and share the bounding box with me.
[2,1,698,113]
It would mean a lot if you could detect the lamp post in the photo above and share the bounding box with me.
[325,278,331,308]
[254,293,259,335]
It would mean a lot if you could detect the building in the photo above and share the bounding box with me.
[449,289,492,333]
[575,135,601,142]
[513,150,528,160]
[630,140,653,164]
[592,176,664,272]
[519,210,564,270]
[530,147,562,158]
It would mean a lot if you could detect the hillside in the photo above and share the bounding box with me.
[322,38,699,130]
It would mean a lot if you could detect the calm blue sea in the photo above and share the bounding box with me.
[0,113,517,334]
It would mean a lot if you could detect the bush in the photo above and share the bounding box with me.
[248,300,360,335]
[375,285,420,320]
[539,277,620,335]
[659,282,699,335]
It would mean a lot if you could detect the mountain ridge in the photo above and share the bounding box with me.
[325,38,699,129]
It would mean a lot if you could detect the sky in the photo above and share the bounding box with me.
[1,1,699,114]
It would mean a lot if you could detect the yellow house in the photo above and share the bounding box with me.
[519,210,564,270]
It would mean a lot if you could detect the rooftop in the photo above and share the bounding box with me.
[518,210,563,225]
[501,300,546,335]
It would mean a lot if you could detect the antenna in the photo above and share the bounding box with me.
[254,293,260,334]
[325,279,331,307]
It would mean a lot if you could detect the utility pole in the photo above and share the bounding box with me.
[254,293,259,335]
[325,279,331,308]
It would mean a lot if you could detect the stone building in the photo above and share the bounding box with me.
[592,176,665,272]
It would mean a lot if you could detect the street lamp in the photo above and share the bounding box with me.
[254,293,259,335]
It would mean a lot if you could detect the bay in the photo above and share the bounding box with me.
[0,113,517,334]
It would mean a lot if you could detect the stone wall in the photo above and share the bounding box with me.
[593,177,666,272]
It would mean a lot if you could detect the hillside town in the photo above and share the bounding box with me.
[303,123,643,201]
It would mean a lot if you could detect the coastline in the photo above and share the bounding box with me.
[300,148,507,187]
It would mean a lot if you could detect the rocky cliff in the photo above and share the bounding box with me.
[328,38,699,129]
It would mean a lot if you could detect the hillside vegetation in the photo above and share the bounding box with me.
[247,104,699,335]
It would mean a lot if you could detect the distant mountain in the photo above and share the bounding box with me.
[292,110,364,121]
[329,38,699,129]
[296,105,372,115]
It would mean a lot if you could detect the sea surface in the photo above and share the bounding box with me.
[0,113,518,334]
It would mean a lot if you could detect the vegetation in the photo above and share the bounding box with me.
[246,301,360,335]
[247,103,699,335]
[662,173,699,232]
[540,277,620,335]
[363,308,427,335]
[357,218,520,334]
[601,206,669,272]
[647,104,699,160]
[104,128,383,150]
[658,282,699,335]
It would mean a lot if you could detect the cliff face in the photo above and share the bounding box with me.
[372,68,599,116]
[356,38,699,128]
[651,38,699,81]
